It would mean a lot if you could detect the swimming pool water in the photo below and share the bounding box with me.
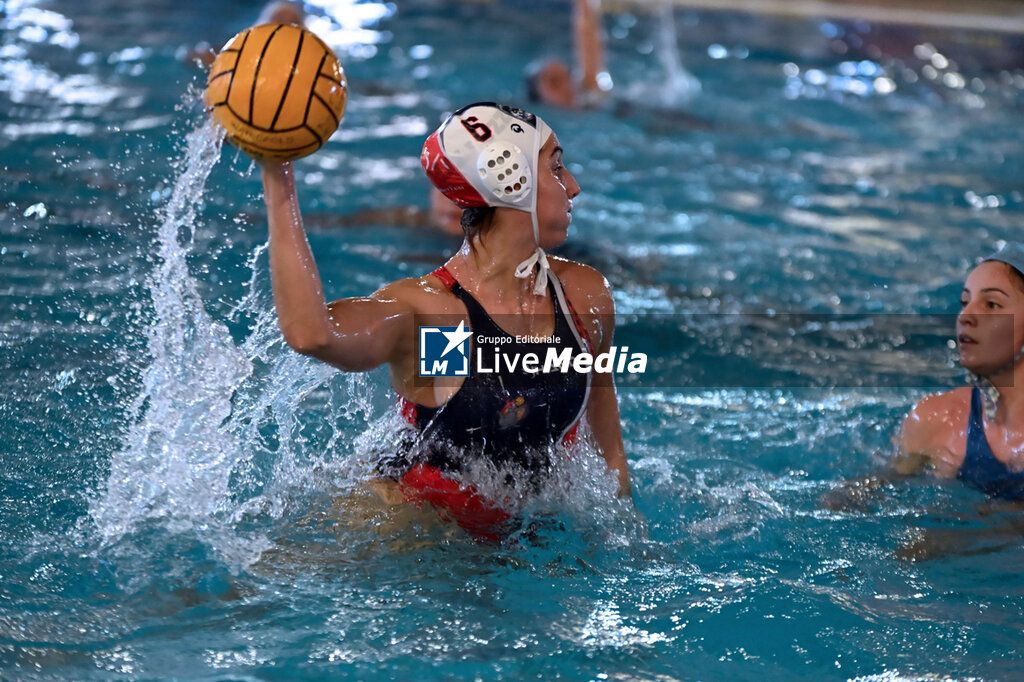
[3,0,1024,679]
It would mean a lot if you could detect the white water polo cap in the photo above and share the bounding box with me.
[422,102,554,295]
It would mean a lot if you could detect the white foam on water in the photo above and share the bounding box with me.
[653,2,702,105]
[85,114,372,569]
[622,1,702,109]
[87,119,250,548]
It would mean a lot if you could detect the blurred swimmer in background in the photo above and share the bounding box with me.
[524,0,610,109]
[897,243,1024,501]
[523,0,711,130]
[183,1,306,68]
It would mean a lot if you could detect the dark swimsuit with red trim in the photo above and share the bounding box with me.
[382,266,592,539]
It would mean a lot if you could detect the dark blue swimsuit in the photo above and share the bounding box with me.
[958,387,1024,500]
[384,267,591,483]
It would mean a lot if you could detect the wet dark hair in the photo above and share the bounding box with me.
[524,72,542,103]
[461,206,495,241]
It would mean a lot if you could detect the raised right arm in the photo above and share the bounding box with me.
[261,161,414,372]
[574,0,606,96]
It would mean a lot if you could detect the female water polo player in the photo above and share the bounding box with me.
[896,243,1024,500]
[259,102,632,538]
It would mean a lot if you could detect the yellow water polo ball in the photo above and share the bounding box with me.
[205,23,347,162]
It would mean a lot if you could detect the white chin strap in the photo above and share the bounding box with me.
[513,129,550,296]
[514,240,550,295]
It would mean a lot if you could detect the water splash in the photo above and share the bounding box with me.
[84,112,632,563]
[624,1,701,108]
[87,119,253,546]
[87,119,344,562]
[84,108,378,568]
[653,2,701,105]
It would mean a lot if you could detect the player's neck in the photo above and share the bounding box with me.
[452,217,539,293]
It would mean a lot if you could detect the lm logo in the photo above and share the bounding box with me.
[419,321,472,377]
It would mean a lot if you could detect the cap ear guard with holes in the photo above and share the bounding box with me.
[476,142,532,203]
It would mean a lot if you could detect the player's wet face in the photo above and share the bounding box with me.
[536,135,580,249]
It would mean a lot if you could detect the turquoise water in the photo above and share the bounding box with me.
[4,0,1024,679]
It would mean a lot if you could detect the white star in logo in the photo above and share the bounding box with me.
[440,320,472,357]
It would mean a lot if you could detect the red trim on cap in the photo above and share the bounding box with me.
[421,131,487,208]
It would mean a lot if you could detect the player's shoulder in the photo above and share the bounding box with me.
[550,256,612,311]
[371,271,458,313]
[908,387,972,425]
[900,387,972,454]
[897,387,972,475]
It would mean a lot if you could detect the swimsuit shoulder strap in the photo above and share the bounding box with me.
[958,387,1024,501]
[548,270,594,353]
[548,271,592,442]
[968,386,984,431]
[963,386,995,469]
[430,266,499,334]
[431,265,457,291]
[434,265,592,353]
